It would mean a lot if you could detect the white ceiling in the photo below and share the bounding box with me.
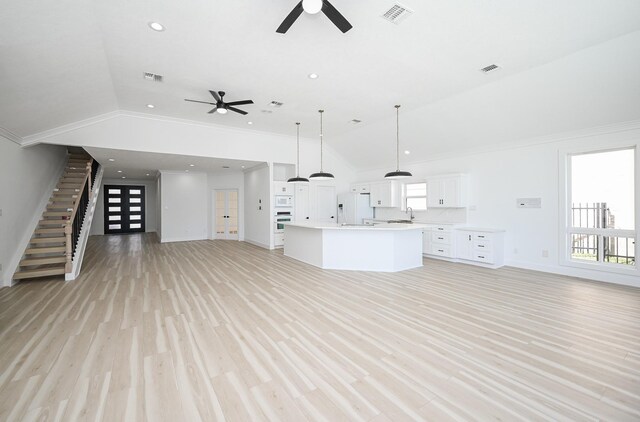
[86,147,262,180]
[1,0,640,167]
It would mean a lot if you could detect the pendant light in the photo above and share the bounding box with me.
[384,105,412,179]
[309,109,334,180]
[287,122,309,183]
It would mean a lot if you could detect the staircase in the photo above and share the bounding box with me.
[13,151,96,281]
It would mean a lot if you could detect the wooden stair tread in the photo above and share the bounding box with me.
[38,220,67,227]
[26,246,66,254]
[20,256,66,266]
[35,227,65,234]
[43,211,71,217]
[31,237,66,244]
[13,266,65,280]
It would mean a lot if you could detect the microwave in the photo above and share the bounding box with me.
[275,195,293,207]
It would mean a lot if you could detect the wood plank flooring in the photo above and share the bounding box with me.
[1,233,639,421]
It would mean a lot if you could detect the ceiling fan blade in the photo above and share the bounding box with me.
[209,90,221,101]
[185,99,216,105]
[208,107,218,114]
[225,100,254,106]
[322,0,352,33]
[276,1,304,34]
[227,106,248,115]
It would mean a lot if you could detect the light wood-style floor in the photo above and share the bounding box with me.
[1,233,639,421]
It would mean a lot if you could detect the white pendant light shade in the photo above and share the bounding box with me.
[309,109,334,180]
[385,105,412,179]
[302,0,323,14]
[288,122,309,184]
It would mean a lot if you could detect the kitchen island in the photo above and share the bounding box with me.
[283,221,424,272]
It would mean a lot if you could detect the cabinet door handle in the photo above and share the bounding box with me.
[478,245,484,248]
[437,228,444,231]
[438,249,444,252]
[437,237,444,240]
[478,255,485,259]
[468,235,471,241]
[478,235,485,238]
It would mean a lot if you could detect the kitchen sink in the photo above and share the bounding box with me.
[387,219,413,224]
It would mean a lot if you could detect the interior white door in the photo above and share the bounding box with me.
[316,185,337,222]
[214,189,239,240]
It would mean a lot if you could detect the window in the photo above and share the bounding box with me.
[405,182,427,210]
[565,147,635,269]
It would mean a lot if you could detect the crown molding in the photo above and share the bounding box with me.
[21,111,122,146]
[358,119,640,173]
[0,126,23,145]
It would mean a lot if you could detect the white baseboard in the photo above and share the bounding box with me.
[243,239,271,250]
[160,235,208,243]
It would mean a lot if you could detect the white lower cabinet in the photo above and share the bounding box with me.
[275,233,285,247]
[423,225,456,258]
[455,229,504,268]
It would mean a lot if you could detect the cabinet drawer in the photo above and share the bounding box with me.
[473,252,494,263]
[430,245,453,257]
[431,232,452,244]
[473,240,492,251]
[433,226,451,233]
[474,233,492,241]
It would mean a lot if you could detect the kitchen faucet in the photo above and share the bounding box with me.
[406,207,415,220]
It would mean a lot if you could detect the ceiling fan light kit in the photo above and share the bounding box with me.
[288,122,310,184]
[309,109,334,180]
[277,0,353,34]
[385,105,412,180]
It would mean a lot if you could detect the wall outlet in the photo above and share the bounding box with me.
[542,249,549,258]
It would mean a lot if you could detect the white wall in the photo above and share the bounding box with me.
[160,171,208,243]
[91,178,158,235]
[0,138,67,286]
[208,170,245,240]
[156,176,162,240]
[244,164,272,248]
[355,123,640,287]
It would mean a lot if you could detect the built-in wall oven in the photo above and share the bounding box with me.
[274,210,293,233]
[275,195,293,207]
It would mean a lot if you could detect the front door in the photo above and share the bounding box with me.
[104,185,146,234]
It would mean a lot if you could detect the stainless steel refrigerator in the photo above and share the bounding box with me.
[337,192,374,225]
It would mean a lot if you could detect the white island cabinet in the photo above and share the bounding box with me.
[284,222,424,272]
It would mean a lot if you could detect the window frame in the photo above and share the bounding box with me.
[559,142,638,275]
[403,181,428,211]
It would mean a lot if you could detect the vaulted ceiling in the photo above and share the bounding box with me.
[2,0,640,169]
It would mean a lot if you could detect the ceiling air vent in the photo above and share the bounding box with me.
[269,101,284,108]
[381,3,413,24]
[349,119,362,124]
[480,64,500,73]
[261,109,273,114]
[143,72,163,82]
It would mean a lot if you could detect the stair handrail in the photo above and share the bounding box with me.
[64,158,94,272]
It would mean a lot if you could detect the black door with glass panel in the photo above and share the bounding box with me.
[104,185,146,234]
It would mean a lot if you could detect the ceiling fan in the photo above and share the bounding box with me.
[277,0,352,34]
[184,90,254,115]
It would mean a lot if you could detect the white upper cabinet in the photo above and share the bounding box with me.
[350,183,371,194]
[427,174,467,208]
[370,181,399,207]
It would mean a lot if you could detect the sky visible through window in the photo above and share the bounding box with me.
[571,148,634,230]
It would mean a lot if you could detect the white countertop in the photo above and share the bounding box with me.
[284,221,426,231]
[456,227,506,233]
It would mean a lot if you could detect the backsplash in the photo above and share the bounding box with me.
[373,207,467,224]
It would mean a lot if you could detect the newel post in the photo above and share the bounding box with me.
[65,224,73,273]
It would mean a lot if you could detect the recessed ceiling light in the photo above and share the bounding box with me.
[146,173,150,176]
[241,165,245,169]
[117,170,122,173]
[189,164,195,167]
[247,121,253,125]
[308,73,319,79]
[148,22,165,32]
[122,176,126,179]
[108,158,115,162]
[404,150,411,155]
[146,104,155,108]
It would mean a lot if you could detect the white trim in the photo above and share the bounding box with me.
[243,239,272,250]
[160,235,208,243]
[66,166,104,281]
[21,111,121,146]
[558,141,639,278]
[5,154,67,286]
[0,126,22,144]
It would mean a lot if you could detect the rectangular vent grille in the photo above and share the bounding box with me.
[269,101,283,107]
[350,119,362,124]
[381,3,413,24]
[143,72,163,82]
[480,64,500,73]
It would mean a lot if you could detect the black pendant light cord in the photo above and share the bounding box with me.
[319,109,324,172]
[395,105,400,171]
[296,122,301,176]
